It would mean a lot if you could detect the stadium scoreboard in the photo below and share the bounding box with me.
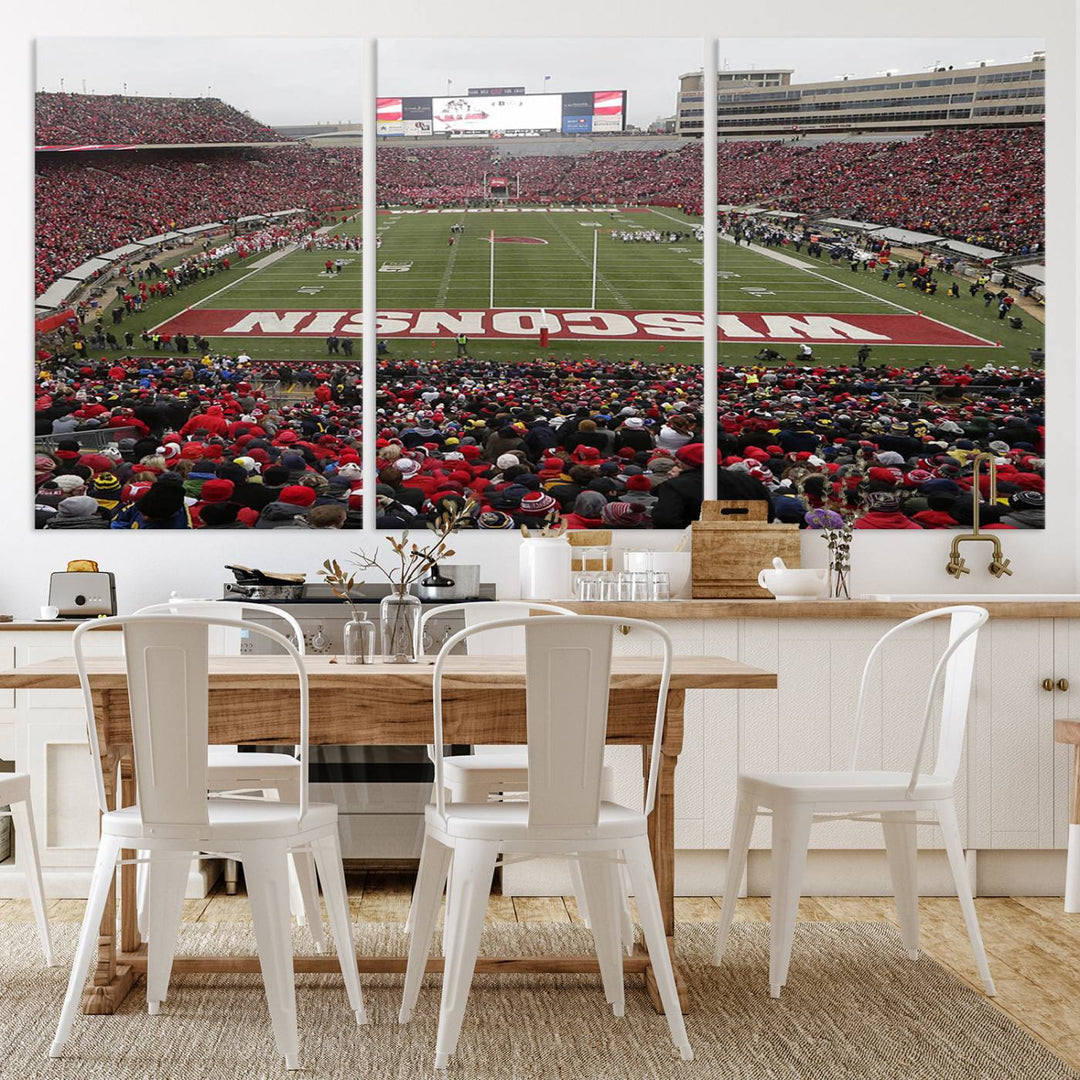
[377,89,626,136]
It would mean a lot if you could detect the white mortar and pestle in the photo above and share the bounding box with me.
[757,557,828,602]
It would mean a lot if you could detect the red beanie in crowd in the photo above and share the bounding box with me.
[199,479,234,504]
[279,485,317,507]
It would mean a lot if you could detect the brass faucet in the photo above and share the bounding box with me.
[945,452,1013,579]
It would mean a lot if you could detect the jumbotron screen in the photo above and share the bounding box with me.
[376,90,626,136]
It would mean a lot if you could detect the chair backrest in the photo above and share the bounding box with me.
[420,601,572,657]
[73,614,308,825]
[431,615,673,827]
[847,606,988,795]
[135,598,306,655]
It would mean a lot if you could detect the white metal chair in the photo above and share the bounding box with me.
[52,613,365,1070]
[135,599,321,946]
[407,601,633,950]
[714,605,995,1000]
[400,615,691,1070]
[0,773,54,965]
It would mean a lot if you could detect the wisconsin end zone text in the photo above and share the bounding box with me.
[154,308,997,347]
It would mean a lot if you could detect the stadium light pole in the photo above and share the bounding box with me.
[703,38,719,502]
[362,38,378,530]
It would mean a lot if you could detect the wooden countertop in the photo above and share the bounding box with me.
[0,621,97,631]
[554,599,1080,619]
[2,598,1080,629]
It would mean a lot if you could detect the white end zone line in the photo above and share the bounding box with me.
[148,243,301,332]
[720,233,920,315]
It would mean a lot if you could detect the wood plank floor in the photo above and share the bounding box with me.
[4,878,1079,1072]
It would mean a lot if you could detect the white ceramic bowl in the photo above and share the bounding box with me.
[757,568,828,601]
[623,552,693,599]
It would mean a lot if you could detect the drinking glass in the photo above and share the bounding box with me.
[649,572,671,602]
[597,572,617,602]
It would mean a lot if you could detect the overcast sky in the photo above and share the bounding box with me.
[36,36,1044,128]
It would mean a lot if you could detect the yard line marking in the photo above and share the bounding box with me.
[148,268,263,332]
[545,214,630,308]
[646,208,701,228]
[435,218,464,306]
[722,234,917,314]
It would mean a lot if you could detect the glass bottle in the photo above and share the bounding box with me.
[380,585,422,663]
[343,612,375,665]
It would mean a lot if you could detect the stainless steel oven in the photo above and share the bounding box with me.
[225,583,495,864]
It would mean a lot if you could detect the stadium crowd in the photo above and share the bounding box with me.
[35,93,284,147]
[33,352,1045,531]
[36,124,1043,295]
[710,127,1044,254]
[34,147,363,295]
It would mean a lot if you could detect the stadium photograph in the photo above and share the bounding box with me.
[33,35,1045,533]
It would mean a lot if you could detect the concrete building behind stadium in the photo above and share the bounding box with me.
[676,55,1045,137]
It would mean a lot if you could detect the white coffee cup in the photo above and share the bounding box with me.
[39,605,60,620]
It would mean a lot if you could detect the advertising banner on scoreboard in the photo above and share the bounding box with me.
[376,97,403,135]
[377,97,433,136]
[591,90,625,131]
[432,94,562,134]
[380,90,625,136]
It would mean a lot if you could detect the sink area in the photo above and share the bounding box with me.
[862,594,1080,603]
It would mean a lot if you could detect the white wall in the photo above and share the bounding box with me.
[3,3,1077,618]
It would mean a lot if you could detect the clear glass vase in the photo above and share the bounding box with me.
[829,558,852,600]
[380,586,422,663]
[343,615,375,665]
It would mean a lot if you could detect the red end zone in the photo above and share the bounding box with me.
[154,309,997,347]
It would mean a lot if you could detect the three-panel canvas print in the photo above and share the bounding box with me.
[33,37,1046,532]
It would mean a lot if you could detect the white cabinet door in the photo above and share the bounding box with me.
[1054,619,1080,848]
[701,619,740,849]
[0,644,15,759]
[737,618,779,847]
[20,716,99,867]
[975,619,1056,849]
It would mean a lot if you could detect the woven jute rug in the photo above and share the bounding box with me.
[0,920,1074,1080]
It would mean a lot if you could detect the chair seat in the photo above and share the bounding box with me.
[442,753,616,785]
[739,770,955,804]
[102,796,337,841]
[442,752,528,785]
[207,748,300,785]
[427,799,646,841]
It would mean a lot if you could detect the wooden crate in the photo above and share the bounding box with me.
[691,501,801,598]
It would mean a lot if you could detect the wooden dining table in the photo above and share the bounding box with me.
[0,652,776,1017]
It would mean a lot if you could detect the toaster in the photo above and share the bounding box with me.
[48,572,117,618]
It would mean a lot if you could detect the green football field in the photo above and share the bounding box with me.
[127,206,1043,369]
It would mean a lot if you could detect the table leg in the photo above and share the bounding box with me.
[1067,744,1080,913]
[81,736,135,1015]
[120,755,142,955]
[642,691,688,1014]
